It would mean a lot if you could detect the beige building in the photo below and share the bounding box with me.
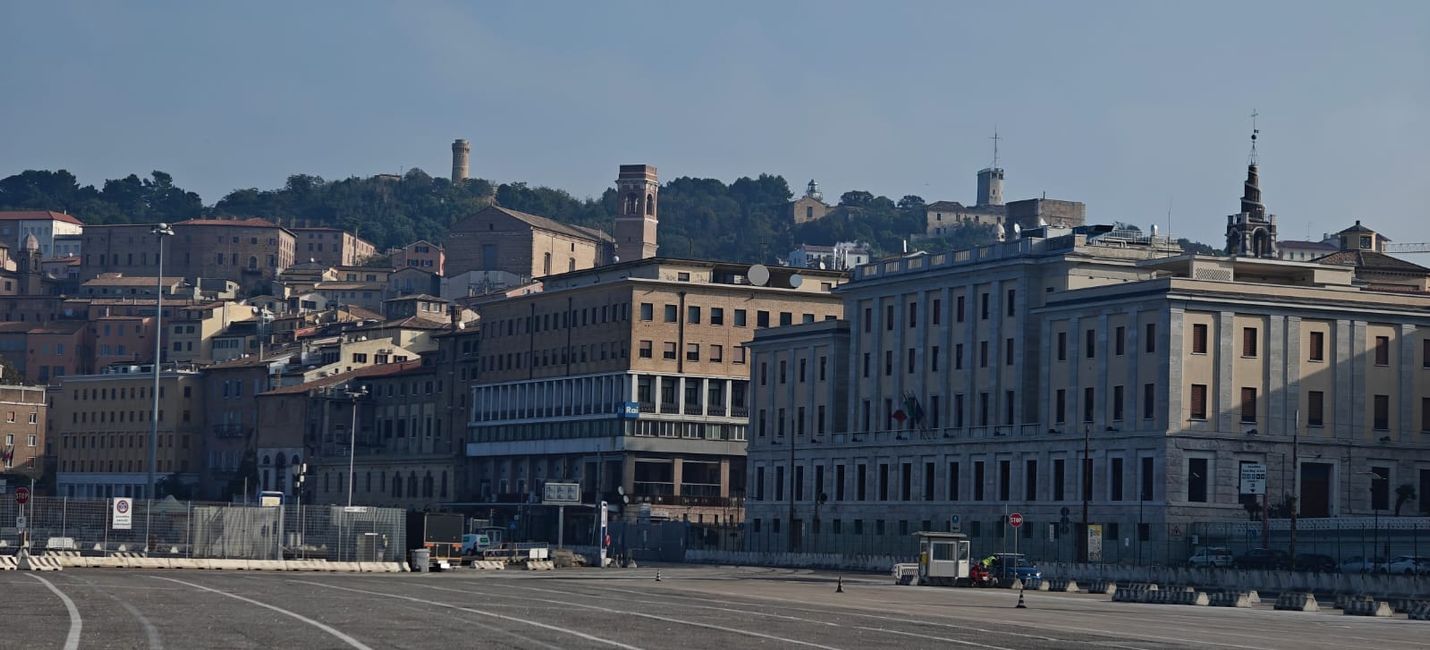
[51,365,205,498]
[791,180,830,224]
[0,385,47,476]
[81,218,298,294]
[445,205,613,279]
[292,227,378,267]
[466,257,846,524]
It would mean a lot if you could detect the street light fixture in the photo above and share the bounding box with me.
[147,222,174,501]
[1360,470,1385,567]
[345,386,368,507]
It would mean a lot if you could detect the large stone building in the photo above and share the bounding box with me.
[746,168,1430,560]
[464,257,846,524]
[51,364,206,498]
[925,164,1084,240]
[445,205,614,279]
[0,211,84,258]
[82,218,298,294]
[292,227,378,267]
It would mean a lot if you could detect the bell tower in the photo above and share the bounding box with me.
[614,164,659,261]
[1225,111,1278,258]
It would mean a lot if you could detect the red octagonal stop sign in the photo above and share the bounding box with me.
[1008,512,1023,528]
[15,486,30,505]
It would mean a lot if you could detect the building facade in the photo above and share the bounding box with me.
[0,385,48,475]
[0,211,84,259]
[292,227,378,267]
[445,205,612,279]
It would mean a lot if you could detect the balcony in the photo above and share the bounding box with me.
[658,403,679,415]
[639,402,656,413]
[731,406,748,418]
[707,405,726,417]
[633,481,675,497]
[679,483,722,498]
[683,403,703,416]
[211,424,250,439]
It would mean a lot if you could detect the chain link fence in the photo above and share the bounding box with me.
[0,496,406,562]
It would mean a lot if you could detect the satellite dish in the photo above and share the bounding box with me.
[1012,223,1022,237]
[789,274,804,289]
[747,264,770,287]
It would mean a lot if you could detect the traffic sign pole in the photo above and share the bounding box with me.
[1009,512,1024,557]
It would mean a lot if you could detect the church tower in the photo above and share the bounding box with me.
[614,164,659,261]
[976,128,1005,207]
[1225,113,1278,258]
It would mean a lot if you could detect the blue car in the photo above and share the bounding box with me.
[990,553,1042,583]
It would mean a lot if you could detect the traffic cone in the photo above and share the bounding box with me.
[1016,587,1027,609]
[655,569,662,582]
[836,576,844,593]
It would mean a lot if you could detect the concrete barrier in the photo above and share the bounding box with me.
[0,555,17,570]
[525,560,554,571]
[1083,579,1116,595]
[1408,603,1430,621]
[1149,590,1209,606]
[1389,598,1430,614]
[1343,599,1393,617]
[1208,591,1255,608]
[1274,592,1319,612]
[17,553,63,571]
[685,549,907,573]
[470,560,505,570]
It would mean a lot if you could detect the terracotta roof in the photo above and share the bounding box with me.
[482,205,610,243]
[83,275,185,287]
[384,293,445,302]
[258,360,421,395]
[1316,250,1430,275]
[0,210,84,225]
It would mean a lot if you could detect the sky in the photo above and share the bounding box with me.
[2,1,1428,247]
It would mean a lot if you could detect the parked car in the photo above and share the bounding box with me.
[1388,556,1428,575]
[1337,556,1388,573]
[1292,553,1337,573]
[989,553,1042,584]
[1234,548,1291,570]
[1188,546,1234,568]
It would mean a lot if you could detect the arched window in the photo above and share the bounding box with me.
[624,193,639,214]
[543,252,552,275]
[645,193,654,215]
[392,473,402,497]
[408,472,418,496]
[248,256,258,269]
[261,455,271,466]
[568,258,576,272]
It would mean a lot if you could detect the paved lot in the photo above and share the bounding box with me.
[1,565,1426,649]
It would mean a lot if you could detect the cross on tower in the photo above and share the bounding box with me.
[1249,109,1260,164]
[990,128,1002,168]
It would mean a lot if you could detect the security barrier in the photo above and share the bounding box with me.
[1273,592,1319,612]
[1342,598,1393,617]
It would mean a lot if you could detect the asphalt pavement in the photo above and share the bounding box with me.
[1,565,1426,649]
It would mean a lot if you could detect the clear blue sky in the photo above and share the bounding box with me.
[2,1,1427,246]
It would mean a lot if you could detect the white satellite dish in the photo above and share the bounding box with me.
[1012,223,1022,237]
[747,264,770,287]
[789,274,804,289]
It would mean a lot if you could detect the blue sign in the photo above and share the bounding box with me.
[619,401,640,419]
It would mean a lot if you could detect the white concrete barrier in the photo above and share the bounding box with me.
[1274,592,1319,612]
[1343,598,1393,617]
[0,555,18,570]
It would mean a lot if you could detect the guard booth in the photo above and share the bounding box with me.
[915,531,971,586]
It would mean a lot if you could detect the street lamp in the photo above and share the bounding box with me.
[345,386,368,507]
[1079,425,1091,563]
[147,222,174,501]
[1360,470,1385,568]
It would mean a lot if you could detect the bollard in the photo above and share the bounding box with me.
[836,576,844,593]
[1016,587,1027,609]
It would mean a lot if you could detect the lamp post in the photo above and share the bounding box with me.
[1079,425,1091,563]
[346,387,367,507]
[1360,470,1384,567]
[147,222,174,501]
[786,429,796,553]
[1288,409,1300,571]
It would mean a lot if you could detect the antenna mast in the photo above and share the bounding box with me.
[1248,109,1260,165]
[990,127,1002,168]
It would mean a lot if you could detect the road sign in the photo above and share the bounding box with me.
[542,482,581,505]
[1240,463,1267,495]
[1087,524,1104,562]
[112,497,133,530]
[1008,512,1024,528]
[15,514,26,530]
[14,486,30,505]
[949,513,961,532]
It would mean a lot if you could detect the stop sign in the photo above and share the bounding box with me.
[15,486,30,505]
[1008,512,1023,528]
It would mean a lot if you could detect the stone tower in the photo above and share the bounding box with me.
[1225,162,1278,257]
[451,139,470,183]
[614,164,659,262]
[19,233,42,296]
[976,167,1004,207]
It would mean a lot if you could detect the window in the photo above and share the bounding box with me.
[930,346,940,372]
[932,299,941,325]
[1083,387,1094,423]
[878,464,890,500]
[686,344,700,362]
[1423,398,1430,432]
[1025,459,1037,501]
[862,307,871,332]
[953,394,964,428]
[973,461,985,501]
[979,341,988,368]
[1115,326,1125,355]
[1424,340,1430,368]
[710,345,723,362]
[1006,289,1016,317]
[1085,329,1095,358]
[640,303,654,321]
[1240,387,1257,423]
[757,311,770,328]
[908,302,917,328]
[735,309,747,327]
[1307,391,1324,426]
[980,293,989,319]
[954,344,963,370]
[734,346,746,364]
[1005,338,1014,365]
[1242,327,1258,357]
[1190,384,1208,420]
[884,351,893,376]
[947,462,960,500]
[1309,331,1325,362]
[1056,332,1066,361]
[1055,389,1066,424]
[663,305,677,323]
[956,295,965,322]
[710,307,724,325]
[1374,394,1390,430]
[662,342,676,360]
[688,306,701,324]
[1370,468,1390,510]
[1110,458,1124,501]
[998,460,1010,501]
[1192,323,1208,354]
[1375,336,1390,366]
[1187,458,1209,502]
[1053,459,1066,501]
[638,340,653,358]
[1112,385,1124,421]
[1145,322,1156,353]
[1143,383,1155,419]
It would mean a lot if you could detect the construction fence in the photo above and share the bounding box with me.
[0,496,406,562]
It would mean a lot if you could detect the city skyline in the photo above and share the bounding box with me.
[2,1,1428,248]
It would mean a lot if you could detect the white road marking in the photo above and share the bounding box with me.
[28,574,82,650]
[292,580,645,650]
[419,582,847,650]
[62,573,164,650]
[152,577,372,650]
[852,625,1017,649]
[386,599,564,650]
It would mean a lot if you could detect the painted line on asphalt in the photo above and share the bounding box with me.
[291,580,644,650]
[60,573,164,650]
[851,626,1023,649]
[28,574,82,650]
[418,582,848,650]
[152,577,372,650]
[385,599,565,650]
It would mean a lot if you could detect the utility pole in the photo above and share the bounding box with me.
[148,223,174,501]
[1079,425,1091,563]
[787,431,796,552]
[1288,410,1299,570]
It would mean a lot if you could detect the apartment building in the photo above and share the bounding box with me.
[292,227,377,267]
[0,386,48,474]
[81,218,297,294]
[0,211,84,258]
[51,365,205,498]
[391,240,445,275]
[466,257,845,523]
[747,208,1430,559]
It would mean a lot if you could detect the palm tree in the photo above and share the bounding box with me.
[1393,484,1417,516]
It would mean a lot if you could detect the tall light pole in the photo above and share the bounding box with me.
[147,223,174,500]
[1079,425,1091,563]
[346,386,368,507]
[1360,470,1384,567]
